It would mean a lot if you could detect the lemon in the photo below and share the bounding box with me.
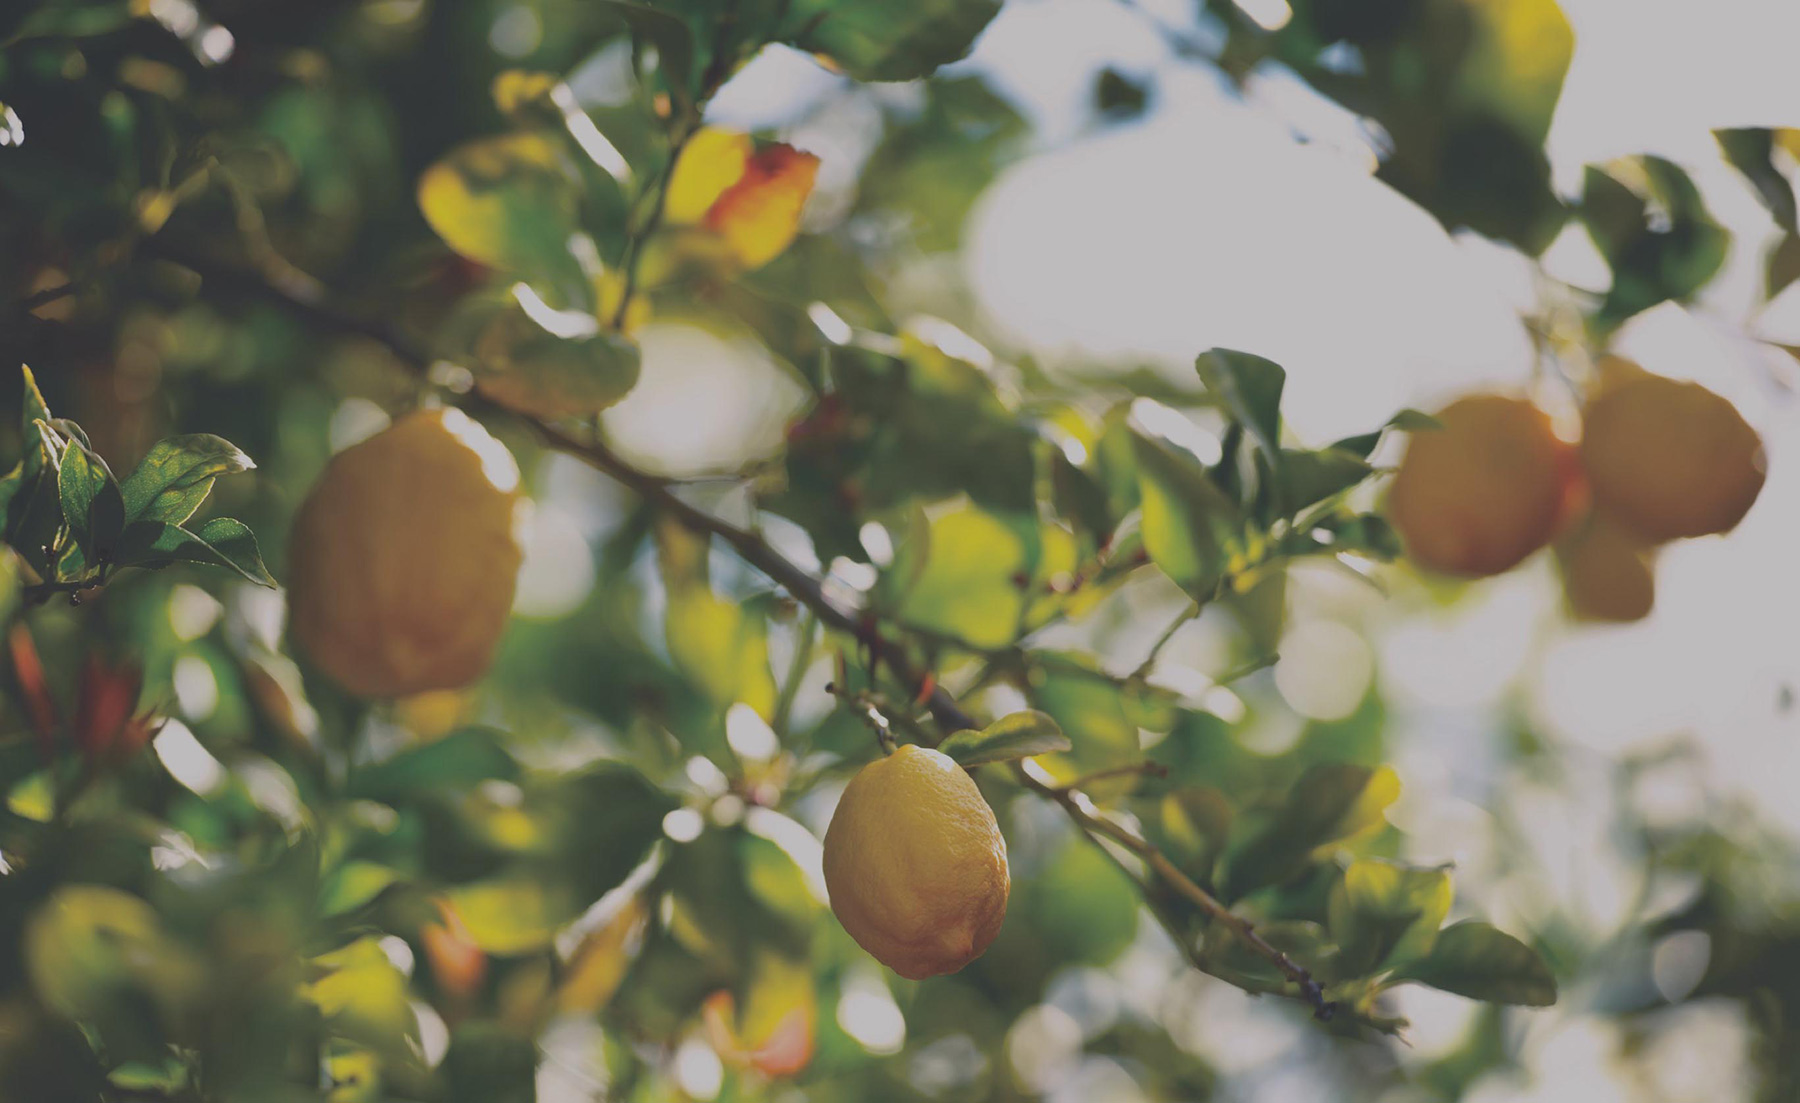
[1387,394,1574,578]
[822,744,1009,980]
[1554,512,1655,623]
[288,409,523,698]
[1579,370,1765,542]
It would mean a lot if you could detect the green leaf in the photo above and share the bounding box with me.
[1768,232,1800,301]
[56,439,115,557]
[1392,920,1558,1006]
[554,764,679,905]
[1222,763,1400,900]
[348,727,521,802]
[471,303,642,420]
[113,517,275,586]
[1133,433,1242,597]
[17,366,53,478]
[1327,858,1453,976]
[597,1,695,112]
[1716,128,1797,233]
[1329,408,1441,459]
[1581,157,1730,326]
[440,1023,538,1103]
[1142,785,1234,887]
[1277,447,1373,515]
[1195,349,1285,465]
[665,586,778,720]
[888,503,1034,650]
[118,434,255,526]
[938,710,1070,766]
[783,0,1003,82]
[319,862,401,917]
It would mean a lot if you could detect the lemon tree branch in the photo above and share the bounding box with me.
[140,243,1357,1028]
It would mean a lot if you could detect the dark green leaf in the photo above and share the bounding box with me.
[113,518,275,586]
[598,1,695,112]
[1222,763,1399,900]
[1769,232,1800,301]
[938,710,1070,766]
[348,727,521,802]
[471,304,642,420]
[440,1023,537,1103]
[56,440,110,556]
[1133,432,1242,597]
[1716,128,1797,233]
[1393,920,1558,1006]
[119,434,255,526]
[1195,349,1285,465]
[1582,157,1730,326]
[1329,408,1440,459]
[1278,448,1373,515]
[784,0,1003,82]
[555,764,678,905]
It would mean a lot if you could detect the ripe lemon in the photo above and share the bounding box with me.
[1554,512,1655,623]
[1579,370,1765,542]
[288,409,523,698]
[1387,394,1575,577]
[822,744,1009,980]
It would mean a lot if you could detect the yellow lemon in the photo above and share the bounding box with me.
[822,744,1008,980]
[1387,394,1574,578]
[288,409,522,698]
[1554,512,1655,623]
[1579,370,1765,542]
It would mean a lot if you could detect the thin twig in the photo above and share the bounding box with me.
[1050,759,1169,793]
[1129,598,1202,681]
[1019,759,1336,1020]
[20,577,107,607]
[21,282,76,313]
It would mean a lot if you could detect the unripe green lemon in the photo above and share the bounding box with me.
[1580,371,1765,542]
[288,409,522,698]
[1387,394,1575,577]
[822,745,1009,980]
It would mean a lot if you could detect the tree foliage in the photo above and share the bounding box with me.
[0,0,1793,1100]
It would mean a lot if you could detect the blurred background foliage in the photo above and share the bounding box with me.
[1,0,1797,1101]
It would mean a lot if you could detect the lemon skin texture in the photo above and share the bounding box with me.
[822,745,1009,981]
[288,409,523,698]
[1580,374,1765,542]
[1387,394,1574,578]
[1555,513,1655,623]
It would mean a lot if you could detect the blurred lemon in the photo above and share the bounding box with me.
[1579,368,1765,542]
[1387,394,1575,577]
[1554,512,1655,623]
[288,409,522,698]
[822,744,1008,980]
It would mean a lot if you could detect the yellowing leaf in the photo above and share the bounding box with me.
[556,897,648,1015]
[417,133,582,281]
[665,587,778,719]
[306,938,416,1051]
[1328,858,1454,974]
[445,878,565,955]
[666,127,752,225]
[703,144,820,268]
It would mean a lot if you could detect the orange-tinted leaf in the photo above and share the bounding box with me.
[702,953,816,1078]
[703,145,819,269]
[7,623,57,757]
[665,127,752,225]
[422,897,487,1011]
